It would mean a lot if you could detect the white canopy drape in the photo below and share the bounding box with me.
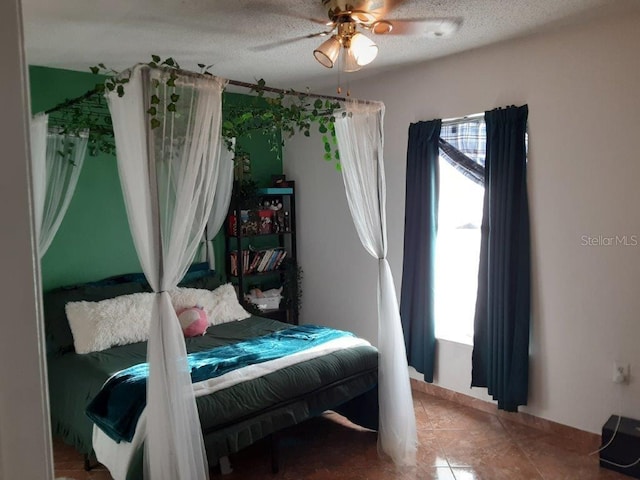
[334,101,417,466]
[107,64,227,480]
[30,113,88,257]
[200,139,235,269]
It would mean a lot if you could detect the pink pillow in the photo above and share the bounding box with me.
[177,306,208,337]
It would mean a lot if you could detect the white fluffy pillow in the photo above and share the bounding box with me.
[170,283,250,326]
[65,292,155,354]
[65,284,250,354]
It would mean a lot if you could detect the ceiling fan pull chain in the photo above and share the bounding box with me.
[336,50,343,94]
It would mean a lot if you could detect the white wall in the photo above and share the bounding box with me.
[0,1,53,479]
[284,12,640,434]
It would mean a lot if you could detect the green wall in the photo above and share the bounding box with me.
[29,66,282,291]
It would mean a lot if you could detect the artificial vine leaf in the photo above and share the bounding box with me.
[146,107,157,115]
[150,95,160,105]
[170,93,180,103]
[116,85,125,97]
[90,66,100,75]
[152,55,161,63]
[150,118,161,129]
[167,103,177,112]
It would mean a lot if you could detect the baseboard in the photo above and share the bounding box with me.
[410,378,601,451]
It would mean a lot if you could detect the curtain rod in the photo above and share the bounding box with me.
[441,112,485,126]
[44,68,375,115]
[155,65,374,105]
[45,87,102,115]
[227,78,356,104]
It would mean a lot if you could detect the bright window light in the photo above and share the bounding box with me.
[434,157,484,345]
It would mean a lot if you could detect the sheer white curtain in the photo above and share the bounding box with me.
[107,64,227,480]
[334,101,417,466]
[200,139,235,269]
[30,113,88,257]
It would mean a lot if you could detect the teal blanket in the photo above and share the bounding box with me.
[86,325,353,442]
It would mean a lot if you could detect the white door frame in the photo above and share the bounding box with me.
[0,0,54,478]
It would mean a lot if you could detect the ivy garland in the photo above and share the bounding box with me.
[82,55,343,170]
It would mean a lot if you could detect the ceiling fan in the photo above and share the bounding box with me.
[253,1,461,72]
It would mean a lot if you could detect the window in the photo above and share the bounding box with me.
[434,117,486,345]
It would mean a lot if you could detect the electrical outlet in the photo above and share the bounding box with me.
[613,362,630,384]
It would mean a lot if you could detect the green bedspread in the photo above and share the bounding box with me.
[47,316,379,466]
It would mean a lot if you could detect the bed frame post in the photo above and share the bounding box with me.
[83,451,95,471]
[269,433,280,474]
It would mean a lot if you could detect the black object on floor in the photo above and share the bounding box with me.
[600,415,640,479]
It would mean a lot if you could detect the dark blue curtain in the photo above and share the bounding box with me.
[400,120,441,383]
[471,105,530,411]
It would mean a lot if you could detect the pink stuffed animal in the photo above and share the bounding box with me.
[177,306,208,337]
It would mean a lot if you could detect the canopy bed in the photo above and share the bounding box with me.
[45,269,379,479]
[36,63,416,479]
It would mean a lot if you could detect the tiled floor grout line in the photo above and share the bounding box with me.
[416,396,459,478]
[496,414,548,480]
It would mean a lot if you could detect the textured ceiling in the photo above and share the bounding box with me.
[22,0,640,91]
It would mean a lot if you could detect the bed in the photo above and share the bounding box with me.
[44,268,379,479]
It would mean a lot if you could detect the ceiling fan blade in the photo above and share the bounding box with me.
[383,18,462,37]
[248,2,328,25]
[370,0,410,19]
[250,31,331,52]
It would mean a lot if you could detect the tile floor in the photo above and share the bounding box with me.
[54,390,631,479]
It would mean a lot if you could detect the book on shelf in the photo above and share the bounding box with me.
[274,249,287,269]
[268,247,287,270]
[230,247,288,276]
[248,250,263,273]
[229,250,238,276]
[256,249,270,272]
[265,248,280,271]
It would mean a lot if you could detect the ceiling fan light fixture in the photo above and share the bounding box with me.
[313,35,342,68]
[349,32,378,66]
[342,46,362,73]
